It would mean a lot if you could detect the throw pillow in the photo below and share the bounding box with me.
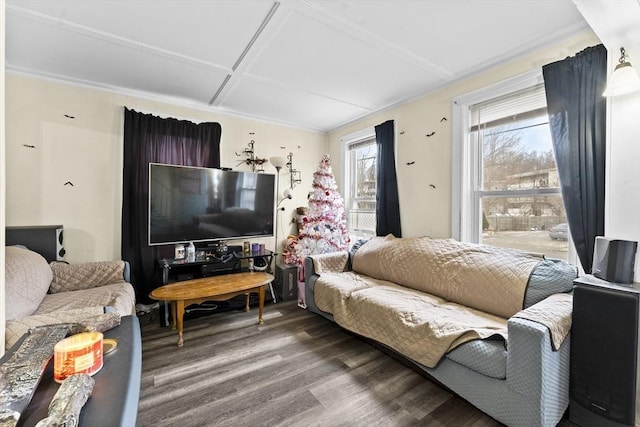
[5,246,53,320]
[49,260,125,293]
[524,258,578,308]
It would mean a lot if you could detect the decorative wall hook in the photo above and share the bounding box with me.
[286,152,302,189]
[235,140,267,172]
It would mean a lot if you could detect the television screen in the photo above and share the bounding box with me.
[148,163,275,245]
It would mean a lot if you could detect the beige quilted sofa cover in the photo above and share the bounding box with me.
[5,246,136,348]
[352,235,543,318]
[313,235,548,368]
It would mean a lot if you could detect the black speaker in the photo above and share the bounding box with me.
[592,236,637,284]
[570,277,639,427]
[6,225,65,263]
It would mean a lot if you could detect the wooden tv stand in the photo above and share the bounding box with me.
[156,249,276,326]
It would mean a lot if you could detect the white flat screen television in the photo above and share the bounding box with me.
[148,163,275,246]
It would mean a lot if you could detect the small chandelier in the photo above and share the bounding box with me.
[603,47,640,97]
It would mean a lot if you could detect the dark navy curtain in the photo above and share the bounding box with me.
[122,108,221,303]
[374,120,402,237]
[542,44,607,272]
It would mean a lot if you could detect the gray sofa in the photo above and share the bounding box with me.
[4,246,137,349]
[305,235,577,427]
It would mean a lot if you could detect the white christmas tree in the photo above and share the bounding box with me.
[291,154,349,265]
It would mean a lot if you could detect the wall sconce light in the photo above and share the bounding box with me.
[286,152,302,189]
[603,47,640,97]
[236,140,267,172]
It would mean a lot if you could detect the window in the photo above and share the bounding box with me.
[237,172,257,210]
[454,72,574,262]
[344,132,377,238]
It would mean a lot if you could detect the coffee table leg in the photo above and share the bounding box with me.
[176,300,185,347]
[244,293,250,312]
[258,285,265,325]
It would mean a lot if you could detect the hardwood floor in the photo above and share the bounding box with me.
[137,301,569,426]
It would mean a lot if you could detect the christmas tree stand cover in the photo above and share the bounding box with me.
[297,266,306,309]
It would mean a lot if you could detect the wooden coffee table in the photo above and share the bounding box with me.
[149,272,274,346]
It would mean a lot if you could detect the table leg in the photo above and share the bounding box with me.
[258,285,265,325]
[176,300,185,347]
[244,293,250,312]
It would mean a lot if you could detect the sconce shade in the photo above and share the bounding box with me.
[603,48,640,97]
[270,156,287,169]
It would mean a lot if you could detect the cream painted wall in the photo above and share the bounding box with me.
[574,1,640,422]
[5,73,327,264]
[605,42,640,273]
[328,30,600,240]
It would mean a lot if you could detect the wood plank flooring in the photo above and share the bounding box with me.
[137,301,571,426]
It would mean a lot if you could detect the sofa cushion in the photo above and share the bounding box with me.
[36,282,136,317]
[315,273,509,368]
[310,271,374,317]
[352,235,542,318]
[49,260,126,293]
[444,339,507,380]
[5,246,53,320]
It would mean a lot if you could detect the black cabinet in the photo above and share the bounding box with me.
[570,275,639,427]
[274,262,298,302]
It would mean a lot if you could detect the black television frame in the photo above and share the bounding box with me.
[147,163,276,246]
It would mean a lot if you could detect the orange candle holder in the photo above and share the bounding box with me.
[53,332,104,383]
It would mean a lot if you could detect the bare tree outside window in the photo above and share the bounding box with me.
[347,140,377,237]
[478,115,568,259]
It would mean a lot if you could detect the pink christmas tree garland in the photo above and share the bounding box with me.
[284,154,349,267]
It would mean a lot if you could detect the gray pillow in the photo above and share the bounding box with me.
[349,238,370,259]
[524,258,578,308]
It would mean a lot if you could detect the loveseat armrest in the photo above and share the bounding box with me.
[506,295,571,423]
[49,260,129,294]
[305,252,350,317]
[308,251,350,274]
[512,292,572,350]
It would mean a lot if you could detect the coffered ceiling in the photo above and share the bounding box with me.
[5,0,589,132]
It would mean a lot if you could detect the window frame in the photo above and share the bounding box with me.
[342,127,377,238]
[452,70,578,264]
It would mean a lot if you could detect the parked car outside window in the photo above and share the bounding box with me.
[549,223,568,241]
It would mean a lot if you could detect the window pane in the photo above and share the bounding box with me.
[481,116,559,191]
[481,195,568,260]
[354,145,377,199]
[347,141,376,237]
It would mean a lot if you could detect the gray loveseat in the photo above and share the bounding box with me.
[4,246,137,349]
[305,235,577,427]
